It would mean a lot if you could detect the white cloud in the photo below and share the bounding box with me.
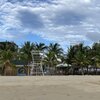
[0,0,100,47]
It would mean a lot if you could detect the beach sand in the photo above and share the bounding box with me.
[0,76,100,100]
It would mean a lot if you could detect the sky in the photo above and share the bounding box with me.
[0,0,100,49]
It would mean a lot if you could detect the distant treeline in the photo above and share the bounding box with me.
[0,41,100,75]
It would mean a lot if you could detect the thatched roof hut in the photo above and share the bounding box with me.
[3,60,16,76]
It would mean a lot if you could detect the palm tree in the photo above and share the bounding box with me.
[20,41,35,61]
[0,41,18,52]
[48,43,63,56]
[34,43,47,51]
[44,51,57,67]
[20,41,35,75]
[0,41,18,75]
[48,43,63,61]
[91,42,100,74]
[44,43,63,69]
[67,46,75,65]
[67,43,91,75]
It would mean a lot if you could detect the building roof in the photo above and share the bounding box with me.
[11,60,28,66]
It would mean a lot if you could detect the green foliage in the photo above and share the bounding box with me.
[20,41,34,63]
[34,43,47,51]
[67,42,100,69]
[0,41,18,52]
[1,40,100,71]
[43,43,63,67]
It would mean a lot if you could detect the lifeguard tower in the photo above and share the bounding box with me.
[30,50,44,75]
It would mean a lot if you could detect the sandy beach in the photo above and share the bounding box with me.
[0,76,100,100]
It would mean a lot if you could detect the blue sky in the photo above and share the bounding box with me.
[0,0,100,49]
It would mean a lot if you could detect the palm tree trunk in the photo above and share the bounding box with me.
[87,66,89,75]
[81,67,84,75]
[27,65,30,76]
